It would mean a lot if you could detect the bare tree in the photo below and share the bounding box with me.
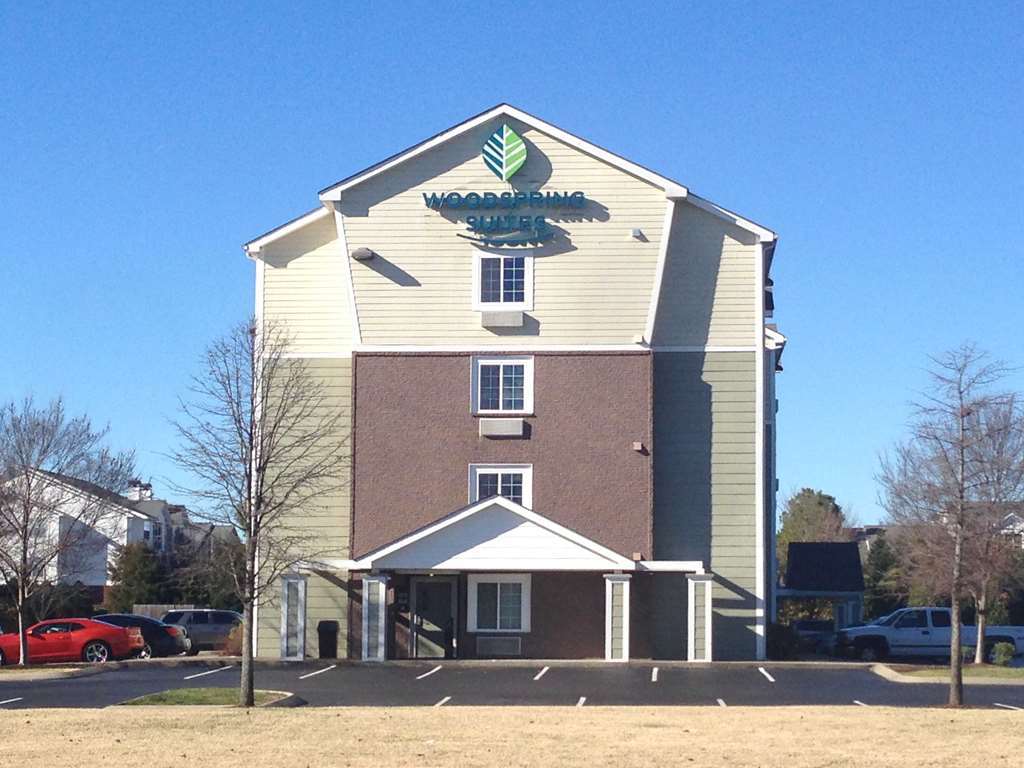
[171,320,347,707]
[964,396,1024,662]
[0,398,134,664]
[879,344,1016,706]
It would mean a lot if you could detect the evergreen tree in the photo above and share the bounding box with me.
[105,543,172,612]
[776,488,851,578]
[862,532,903,618]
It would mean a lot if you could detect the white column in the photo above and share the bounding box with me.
[361,574,388,662]
[687,574,714,662]
[604,574,631,662]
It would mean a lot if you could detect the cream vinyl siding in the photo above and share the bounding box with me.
[652,201,759,347]
[260,214,353,355]
[338,117,666,344]
[255,357,353,659]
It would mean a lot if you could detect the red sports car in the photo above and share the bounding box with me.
[0,618,145,665]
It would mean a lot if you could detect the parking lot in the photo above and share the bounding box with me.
[2,660,1024,710]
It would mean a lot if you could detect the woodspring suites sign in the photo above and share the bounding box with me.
[421,123,588,247]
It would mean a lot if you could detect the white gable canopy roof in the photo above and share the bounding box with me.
[344,496,637,572]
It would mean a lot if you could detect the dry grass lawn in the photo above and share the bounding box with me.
[905,666,1024,680]
[1,706,1021,767]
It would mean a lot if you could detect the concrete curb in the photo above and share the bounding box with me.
[0,667,96,682]
[872,663,1024,686]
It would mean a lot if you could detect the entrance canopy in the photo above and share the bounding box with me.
[321,497,702,573]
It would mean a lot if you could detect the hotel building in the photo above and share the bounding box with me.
[245,104,785,662]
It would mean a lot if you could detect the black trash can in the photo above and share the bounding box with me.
[317,620,339,659]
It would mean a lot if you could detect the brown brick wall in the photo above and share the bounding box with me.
[351,352,653,558]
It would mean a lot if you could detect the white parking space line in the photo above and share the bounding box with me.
[416,665,442,680]
[184,666,233,680]
[994,702,1023,711]
[757,667,776,683]
[716,698,727,707]
[853,700,869,707]
[651,667,659,682]
[533,666,550,681]
[0,697,23,706]
[299,664,337,680]
[576,696,587,707]
[434,696,451,707]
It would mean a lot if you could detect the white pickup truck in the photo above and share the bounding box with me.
[836,607,1024,661]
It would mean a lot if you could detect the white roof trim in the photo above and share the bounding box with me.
[8,472,152,521]
[318,104,689,202]
[342,496,636,571]
[638,560,705,574]
[243,205,332,256]
[686,193,776,243]
[765,326,788,349]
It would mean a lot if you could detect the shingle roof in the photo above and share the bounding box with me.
[784,542,865,592]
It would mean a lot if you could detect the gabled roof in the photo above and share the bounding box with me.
[784,542,865,593]
[317,103,689,201]
[19,470,153,520]
[346,496,637,572]
[244,103,776,254]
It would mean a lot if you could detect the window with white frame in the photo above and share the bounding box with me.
[472,356,534,414]
[468,574,531,632]
[469,464,533,508]
[472,251,533,311]
[142,521,152,544]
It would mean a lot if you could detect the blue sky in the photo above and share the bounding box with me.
[1,2,1021,524]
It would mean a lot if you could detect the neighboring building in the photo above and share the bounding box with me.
[848,525,888,554]
[246,104,785,661]
[1,473,207,600]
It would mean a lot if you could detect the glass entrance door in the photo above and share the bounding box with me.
[412,578,456,659]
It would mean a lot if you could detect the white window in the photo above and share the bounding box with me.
[468,464,533,509]
[467,574,531,633]
[471,356,534,414]
[472,251,534,311]
[142,521,152,544]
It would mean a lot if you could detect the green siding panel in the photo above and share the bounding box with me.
[653,351,759,660]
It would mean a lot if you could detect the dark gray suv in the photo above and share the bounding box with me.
[161,609,242,653]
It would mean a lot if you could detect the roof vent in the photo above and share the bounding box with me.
[351,247,376,261]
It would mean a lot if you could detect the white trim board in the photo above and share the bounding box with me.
[354,343,649,353]
[244,206,331,255]
[351,344,759,353]
[330,204,362,346]
[753,240,767,661]
[644,199,676,343]
[276,352,354,359]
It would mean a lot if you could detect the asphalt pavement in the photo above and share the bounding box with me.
[2,660,1024,710]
